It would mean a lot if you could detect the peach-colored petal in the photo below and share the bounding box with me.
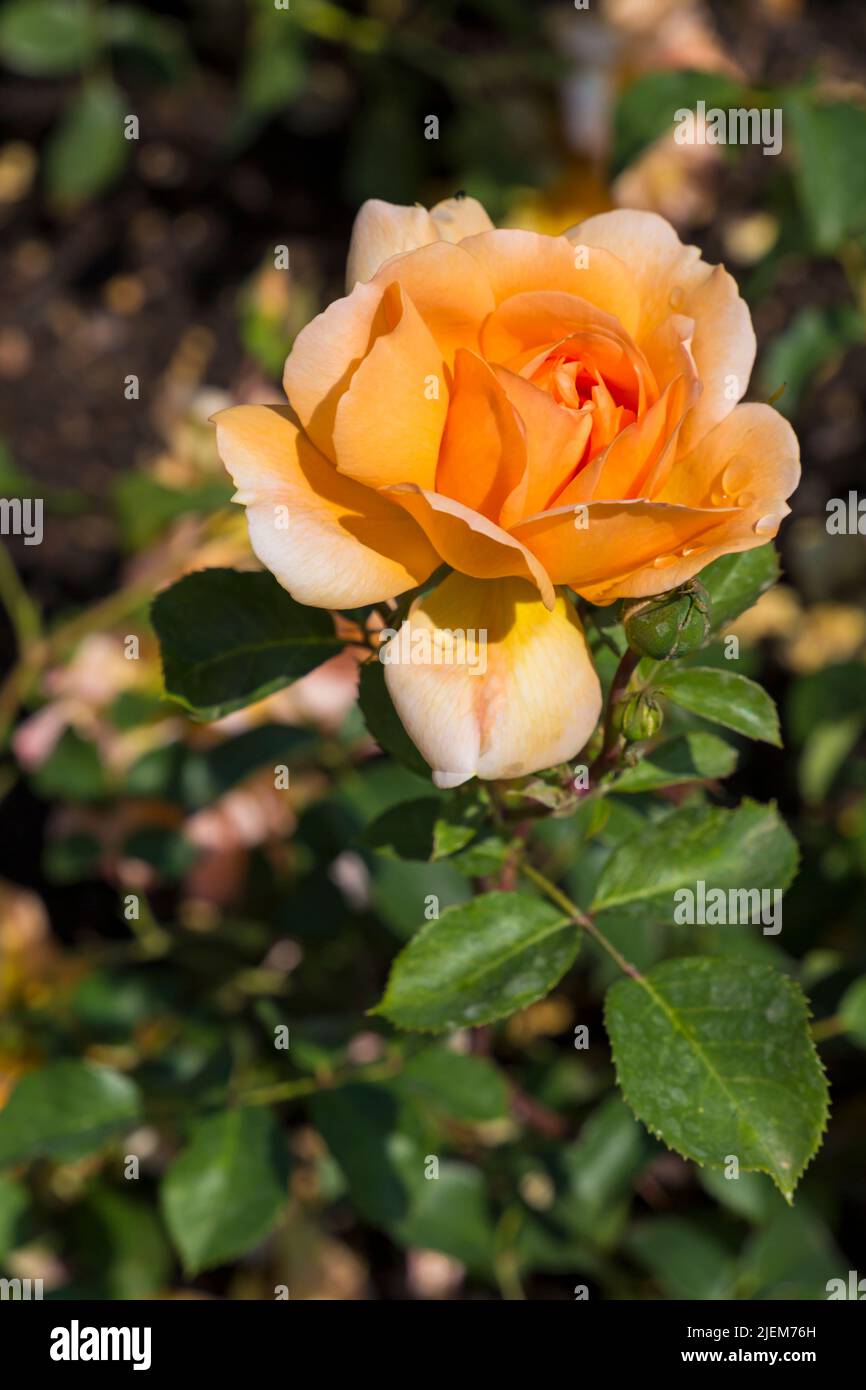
[460,229,641,337]
[283,280,385,460]
[383,574,602,786]
[657,402,801,509]
[216,404,439,607]
[480,290,638,374]
[585,372,694,502]
[513,499,742,594]
[345,199,438,289]
[331,283,447,490]
[371,240,496,358]
[566,210,754,448]
[383,483,555,610]
[436,350,527,521]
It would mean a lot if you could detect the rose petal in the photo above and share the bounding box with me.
[383,574,602,786]
[216,404,439,607]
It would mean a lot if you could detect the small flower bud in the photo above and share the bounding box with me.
[615,690,664,742]
[621,580,710,660]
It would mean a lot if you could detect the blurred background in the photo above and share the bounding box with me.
[1,0,865,1300]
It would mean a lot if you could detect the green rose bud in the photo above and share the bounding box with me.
[621,580,710,660]
[614,690,664,743]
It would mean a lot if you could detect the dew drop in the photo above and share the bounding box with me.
[736,491,755,507]
[668,286,686,311]
[653,554,678,568]
[754,513,780,536]
[709,488,727,507]
[721,456,750,494]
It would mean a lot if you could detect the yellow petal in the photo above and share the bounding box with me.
[345,199,438,289]
[216,404,439,607]
[383,574,602,786]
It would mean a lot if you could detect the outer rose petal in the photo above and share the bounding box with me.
[283,280,385,460]
[345,195,493,290]
[345,199,438,289]
[383,574,602,787]
[430,195,494,241]
[331,283,447,490]
[656,402,800,509]
[383,484,556,609]
[216,404,439,607]
[566,210,755,449]
[371,240,496,359]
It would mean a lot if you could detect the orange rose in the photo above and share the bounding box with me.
[216,196,799,787]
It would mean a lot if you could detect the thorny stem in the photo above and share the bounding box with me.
[519,859,642,982]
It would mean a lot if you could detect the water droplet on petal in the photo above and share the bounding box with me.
[668,286,686,311]
[721,456,750,494]
[754,513,781,536]
[736,491,755,507]
[709,488,727,507]
[653,554,678,568]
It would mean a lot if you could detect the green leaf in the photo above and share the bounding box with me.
[73,1188,173,1298]
[0,1062,140,1167]
[556,1095,650,1242]
[358,659,430,777]
[44,81,128,208]
[838,977,866,1047]
[373,892,580,1032]
[310,1084,418,1226]
[370,855,471,939]
[698,546,780,631]
[30,728,105,802]
[106,5,188,81]
[654,667,781,746]
[366,796,481,861]
[628,1217,736,1300]
[180,724,316,808]
[590,799,799,916]
[605,957,829,1201]
[151,568,342,720]
[113,473,232,550]
[160,1108,288,1275]
[609,731,737,794]
[0,0,97,74]
[396,1048,509,1121]
[789,97,866,253]
[760,304,863,418]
